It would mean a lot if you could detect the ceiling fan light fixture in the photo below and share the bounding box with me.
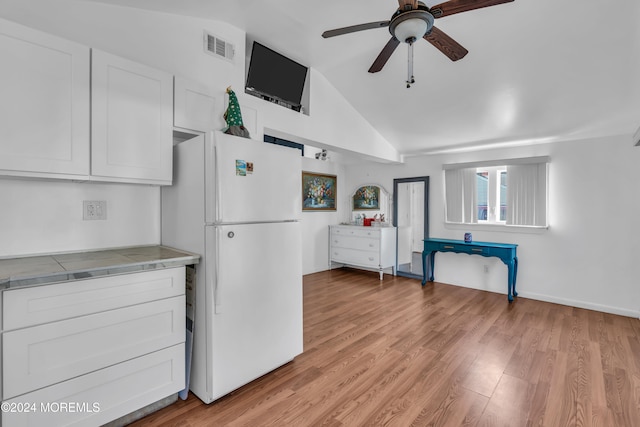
[394,18,428,43]
[389,11,434,43]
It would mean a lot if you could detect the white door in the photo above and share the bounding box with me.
[91,49,173,184]
[0,18,90,177]
[208,222,302,400]
[209,131,301,223]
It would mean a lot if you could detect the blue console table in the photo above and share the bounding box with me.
[421,238,519,302]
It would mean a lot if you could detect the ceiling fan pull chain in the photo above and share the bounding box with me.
[407,41,416,88]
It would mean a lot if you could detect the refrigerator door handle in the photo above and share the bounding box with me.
[214,145,221,223]
[214,226,222,314]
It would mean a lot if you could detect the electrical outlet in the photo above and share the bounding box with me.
[83,201,107,220]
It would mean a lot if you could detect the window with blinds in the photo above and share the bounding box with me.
[444,157,549,228]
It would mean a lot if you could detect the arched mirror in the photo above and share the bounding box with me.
[350,184,390,225]
[393,177,429,279]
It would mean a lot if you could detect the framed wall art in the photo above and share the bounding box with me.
[302,172,337,211]
[353,185,380,210]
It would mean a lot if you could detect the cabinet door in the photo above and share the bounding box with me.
[174,76,219,132]
[91,50,173,184]
[0,18,90,177]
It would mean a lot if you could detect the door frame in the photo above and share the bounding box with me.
[393,176,429,279]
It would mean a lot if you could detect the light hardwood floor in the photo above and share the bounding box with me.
[131,268,640,426]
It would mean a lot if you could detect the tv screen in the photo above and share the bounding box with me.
[245,42,308,108]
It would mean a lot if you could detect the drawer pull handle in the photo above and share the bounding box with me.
[472,248,483,252]
[369,244,375,247]
[444,245,455,249]
[368,257,374,261]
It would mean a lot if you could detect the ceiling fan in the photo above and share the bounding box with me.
[322,0,514,87]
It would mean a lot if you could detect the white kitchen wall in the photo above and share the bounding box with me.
[0,179,159,257]
[345,135,640,318]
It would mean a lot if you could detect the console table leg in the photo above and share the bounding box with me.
[512,257,519,297]
[421,251,427,285]
[428,252,436,282]
[507,260,516,303]
[379,270,383,281]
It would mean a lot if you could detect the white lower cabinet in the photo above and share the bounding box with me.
[329,225,397,280]
[1,267,186,427]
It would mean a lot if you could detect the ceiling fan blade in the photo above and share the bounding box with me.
[397,0,418,10]
[368,37,401,73]
[424,26,468,61]
[429,0,514,18]
[322,21,390,38]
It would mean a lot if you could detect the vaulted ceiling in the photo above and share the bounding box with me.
[87,0,640,155]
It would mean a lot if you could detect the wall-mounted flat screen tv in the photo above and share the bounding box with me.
[245,41,308,111]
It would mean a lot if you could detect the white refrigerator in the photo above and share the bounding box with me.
[161,131,303,403]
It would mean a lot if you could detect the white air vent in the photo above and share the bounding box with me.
[204,31,234,62]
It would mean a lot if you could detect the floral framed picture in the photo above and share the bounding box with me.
[302,172,337,211]
[353,185,380,210]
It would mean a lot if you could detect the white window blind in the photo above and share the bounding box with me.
[444,157,549,227]
[444,168,478,223]
[506,162,547,226]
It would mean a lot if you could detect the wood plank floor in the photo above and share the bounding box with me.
[131,268,640,426]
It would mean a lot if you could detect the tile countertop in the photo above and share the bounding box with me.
[0,245,200,289]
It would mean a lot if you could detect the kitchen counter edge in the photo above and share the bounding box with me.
[0,245,200,290]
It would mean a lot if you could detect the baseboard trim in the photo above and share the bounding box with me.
[517,291,640,319]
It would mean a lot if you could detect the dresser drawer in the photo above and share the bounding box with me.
[3,267,185,330]
[331,226,380,239]
[2,344,184,427]
[3,296,185,399]
[331,247,380,267]
[331,235,380,251]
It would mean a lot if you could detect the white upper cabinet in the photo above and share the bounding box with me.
[91,50,173,185]
[174,76,219,133]
[0,18,90,178]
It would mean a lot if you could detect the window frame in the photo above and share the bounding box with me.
[476,166,507,225]
[443,156,549,229]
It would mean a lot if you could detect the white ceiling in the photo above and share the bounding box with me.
[87,0,640,155]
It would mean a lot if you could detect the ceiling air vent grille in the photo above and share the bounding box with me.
[204,31,234,62]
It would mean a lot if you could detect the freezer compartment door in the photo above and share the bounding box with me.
[209,222,303,401]
[209,131,301,223]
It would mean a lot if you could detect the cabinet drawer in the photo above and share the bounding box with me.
[331,227,380,239]
[2,344,184,427]
[331,236,379,251]
[331,247,380,267]
[3,267,185,330]
[3,296,185,399]
[438,243,488,256]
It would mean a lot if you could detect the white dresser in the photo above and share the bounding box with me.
[329,225,397,280]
